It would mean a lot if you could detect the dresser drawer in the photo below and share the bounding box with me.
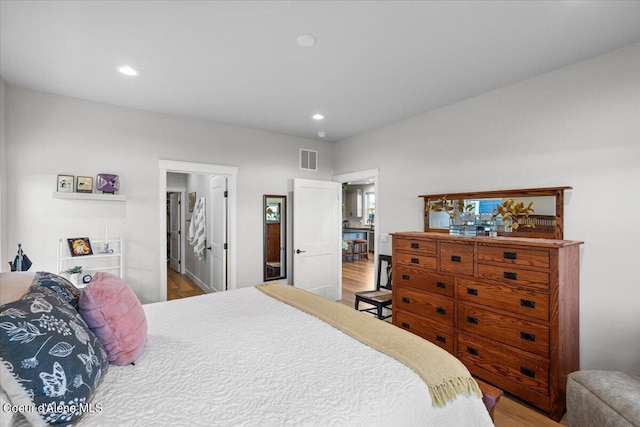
[394,238,437,255]
[457,279,549,321]
[477,245,550,269]
[396,251,437,271]
[395,310,454,354]
[394,266,454,297]
[458,333,549,396]
[457,303,549,357]
[395,287,455,326]
[477,264,550,289]
[440,243,474,276]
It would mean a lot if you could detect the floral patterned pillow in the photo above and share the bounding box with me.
[0,291,109,425]
[32,271,81,310]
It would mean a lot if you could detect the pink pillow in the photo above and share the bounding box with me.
[79,272,147,365]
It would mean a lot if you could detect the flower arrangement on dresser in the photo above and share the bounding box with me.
[494,199,536,231]
[429,196,475,224]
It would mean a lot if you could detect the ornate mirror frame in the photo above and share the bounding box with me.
[420,186,571,240]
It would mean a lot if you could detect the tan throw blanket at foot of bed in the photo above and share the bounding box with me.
[256,283,481,408]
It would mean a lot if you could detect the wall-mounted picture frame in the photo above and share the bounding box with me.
[67,237,93,257]
[57,175,74,192]
[189,192,196,212]
[76,176,94,193]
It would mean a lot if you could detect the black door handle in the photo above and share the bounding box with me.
[295,249,306,254]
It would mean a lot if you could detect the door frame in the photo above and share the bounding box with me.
[333,168,379,285]
[158,160,238,301]
[166,190,185,274]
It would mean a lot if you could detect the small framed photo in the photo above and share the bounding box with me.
[57,175,74,192]
[67,237,93,257]
[189,192,196,212]
[76,176,94,193]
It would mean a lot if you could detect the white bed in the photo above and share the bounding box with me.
[66,286,492,426]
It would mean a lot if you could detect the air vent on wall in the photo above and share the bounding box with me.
[300,149,318,171]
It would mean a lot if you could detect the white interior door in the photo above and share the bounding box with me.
[293,178,341,300]
[168,192,181,273]
[209,176,227,292]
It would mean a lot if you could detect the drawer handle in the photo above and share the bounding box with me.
[436,335,446,343]
[411,243,419,249]
[436,307,446,315]
[466,316,479,325]
[411,258,419,264]
[520,299,536,309]
[436,281,447,289]
[451,255,461,262]
[401,297,410,304]
[466,346,478,356]
[520,332,536,342]
[504,271,518,280]
[402,274,410,280]
[504,251,517,260]
[401,322,410,329]
[466,288,478,296]
[520,367,536,378]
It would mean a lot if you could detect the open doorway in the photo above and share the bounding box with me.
[158,160,238,302]
[333,169,379,308]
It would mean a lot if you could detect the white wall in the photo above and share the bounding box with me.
[334,43,640,372]
[5,87,333,302]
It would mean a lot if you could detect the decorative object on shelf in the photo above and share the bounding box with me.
[67,237,93,256]
[57,174,74,192]
[96,173,120,194]
[60,265,82,286]
[189,192,196,212]
[76,176,94,193]
[9,243,32,271]
[102,225,114,254]
[494,199,535,231]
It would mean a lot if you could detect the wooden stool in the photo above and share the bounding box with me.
[353,239,368,260]
[342,241,354,262]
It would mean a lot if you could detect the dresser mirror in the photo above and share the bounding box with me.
[263,195,286,281]
[420,186,570,239]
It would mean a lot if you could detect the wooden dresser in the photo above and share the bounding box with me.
[392,232,582,421]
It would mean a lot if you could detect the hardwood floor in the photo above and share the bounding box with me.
[339,257,563,427]
[167,265,206,300]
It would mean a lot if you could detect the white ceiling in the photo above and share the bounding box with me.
[2,1,640,142]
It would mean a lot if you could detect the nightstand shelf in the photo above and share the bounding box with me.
[57,237,124,288]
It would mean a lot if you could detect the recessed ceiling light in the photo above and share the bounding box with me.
[318,131,326,138]
[296,34,316,47]
[117,66,138,76]
[312,114,324,120]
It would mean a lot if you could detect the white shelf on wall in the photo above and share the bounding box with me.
[52,192,126,202]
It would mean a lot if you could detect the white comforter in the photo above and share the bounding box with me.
[78,287,493,426]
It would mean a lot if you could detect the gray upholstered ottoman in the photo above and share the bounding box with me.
[567,370,640,427]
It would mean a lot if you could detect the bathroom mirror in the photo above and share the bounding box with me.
[263,195,286,281]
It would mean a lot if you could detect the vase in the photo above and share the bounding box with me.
[503,219,513,233]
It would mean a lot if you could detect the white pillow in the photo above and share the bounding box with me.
[0,272,35,305]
